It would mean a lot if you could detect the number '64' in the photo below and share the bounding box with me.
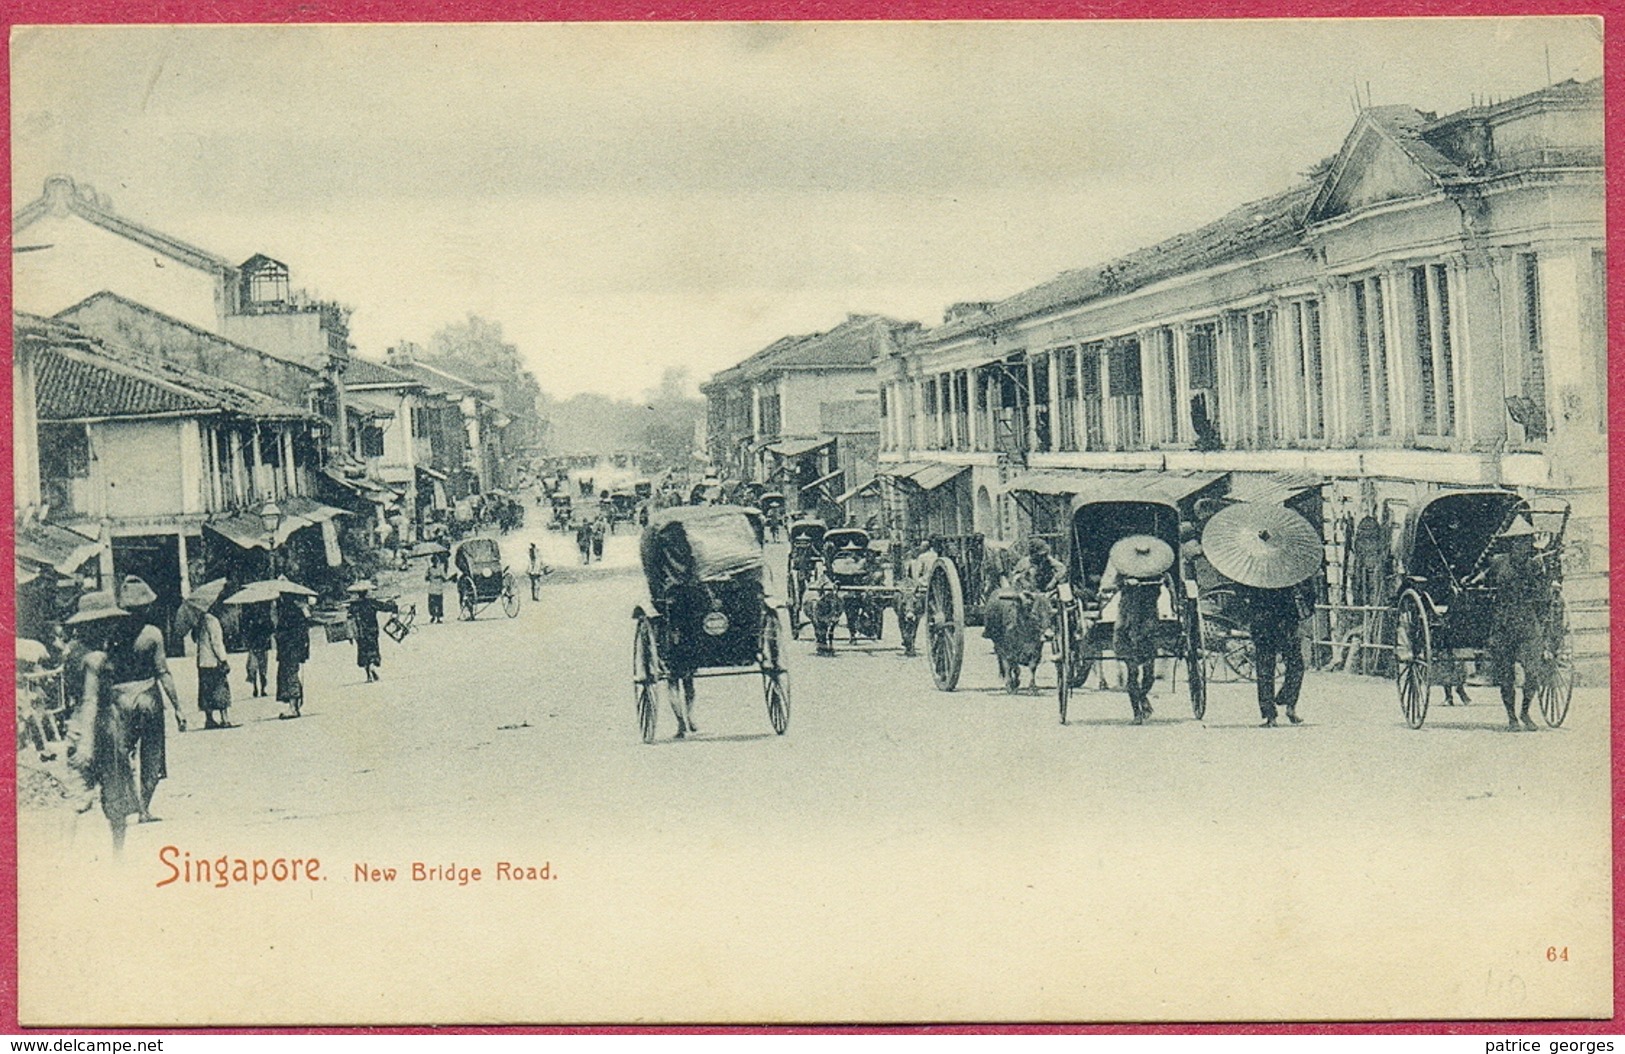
[1546,946,1570,962]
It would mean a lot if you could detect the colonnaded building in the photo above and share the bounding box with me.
[872,78,1606,669]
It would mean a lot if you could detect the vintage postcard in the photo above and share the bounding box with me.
[8,18,1611,1026]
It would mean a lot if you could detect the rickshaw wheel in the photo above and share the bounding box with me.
[926,557,965,692]
[1054,599,1072,724]
[1539,637,1574,728]
[1224,636,1258,681]
[760,606,791,735]
[1395,591,1433,730]
[501,573,520,618]
[1185,604,1207,720]
[634,617,660,744]
[1065,604,1092,689]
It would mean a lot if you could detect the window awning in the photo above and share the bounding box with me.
[879,462,969,492]
[206,513,286,551]
[1226,470,1324,506]
[800,468,846,494]
[15,523,102,575]
[836,478,881,505]
[280,496,349,525]
[766,435,835,459]
[1065,470,1230,511]
[322,468,400,505]
[1002,471,1106,498]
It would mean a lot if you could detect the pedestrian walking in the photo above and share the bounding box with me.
[425,553,450,623]
[106,577,185,824]
[527,543,551,600]
[591,518,606,562]
[1474,517,1553,732]
[274,592,311,719]
[348,581,399,683]
[63,591,142,851]
[240,600,273,697]
[190,598,233,730]
[1200,503,1323,728]
[576,521,593,564]
[1102,536,1173,724]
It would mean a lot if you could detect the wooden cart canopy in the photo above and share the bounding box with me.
[1402,488,1530,583]
[1065,470,1230,513]
[641,505,765,596]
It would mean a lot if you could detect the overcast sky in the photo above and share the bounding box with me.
[11,19,1602,399]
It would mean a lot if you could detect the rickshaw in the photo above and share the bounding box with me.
[1047,476,1223,723]
[606,490,640,533]
[1392,489,1573,730]
[453,537,521,620]
[549,493,573,531]
[802,527,897,646]
[784,518,827,636]
[760,492,788,542]
[631,505,790,743]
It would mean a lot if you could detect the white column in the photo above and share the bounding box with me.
[966,373,979,451]
[1172,326,1191,446]
[177,533,192,598]
[1537,248,1588,439]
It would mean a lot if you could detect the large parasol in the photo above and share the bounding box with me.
[223,576,318,606]
[1107,534,1174,580]
[1201,502,1322,589]
[175,578,229,637]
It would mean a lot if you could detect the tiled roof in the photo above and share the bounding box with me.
[17,314,312,423]
[35,349,217,419]
[921,183,1317,345]
[916,77,1600,350]
[707,315,916,389]
[345,356,417,387]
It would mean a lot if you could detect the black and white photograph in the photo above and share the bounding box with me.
[8,18,1610,1026]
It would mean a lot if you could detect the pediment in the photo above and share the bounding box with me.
[1308,124,1441,224]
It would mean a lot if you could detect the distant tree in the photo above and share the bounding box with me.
[427,315,544,444]
[641,367,705,472]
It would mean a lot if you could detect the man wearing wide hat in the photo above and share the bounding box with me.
[1102,535,1174,724]
[1474,516,1552,732]
[1200,503,1322,728]
[110,575,186,823]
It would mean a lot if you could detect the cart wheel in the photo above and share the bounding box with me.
[501,573,521,618]
[1065,604,1092,689]
[1395,591,1433,730]
[760,606,790,735]
[1185,605,1207,720]
[634,617,659,744]
[1224,635,1258,681]
[926,557,965,691]
[1055,600,1072,725]
[1539,605,1574,727]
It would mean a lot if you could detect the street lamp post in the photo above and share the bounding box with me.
[259,500,284,578]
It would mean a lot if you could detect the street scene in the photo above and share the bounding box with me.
[9,19,1611,1027]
